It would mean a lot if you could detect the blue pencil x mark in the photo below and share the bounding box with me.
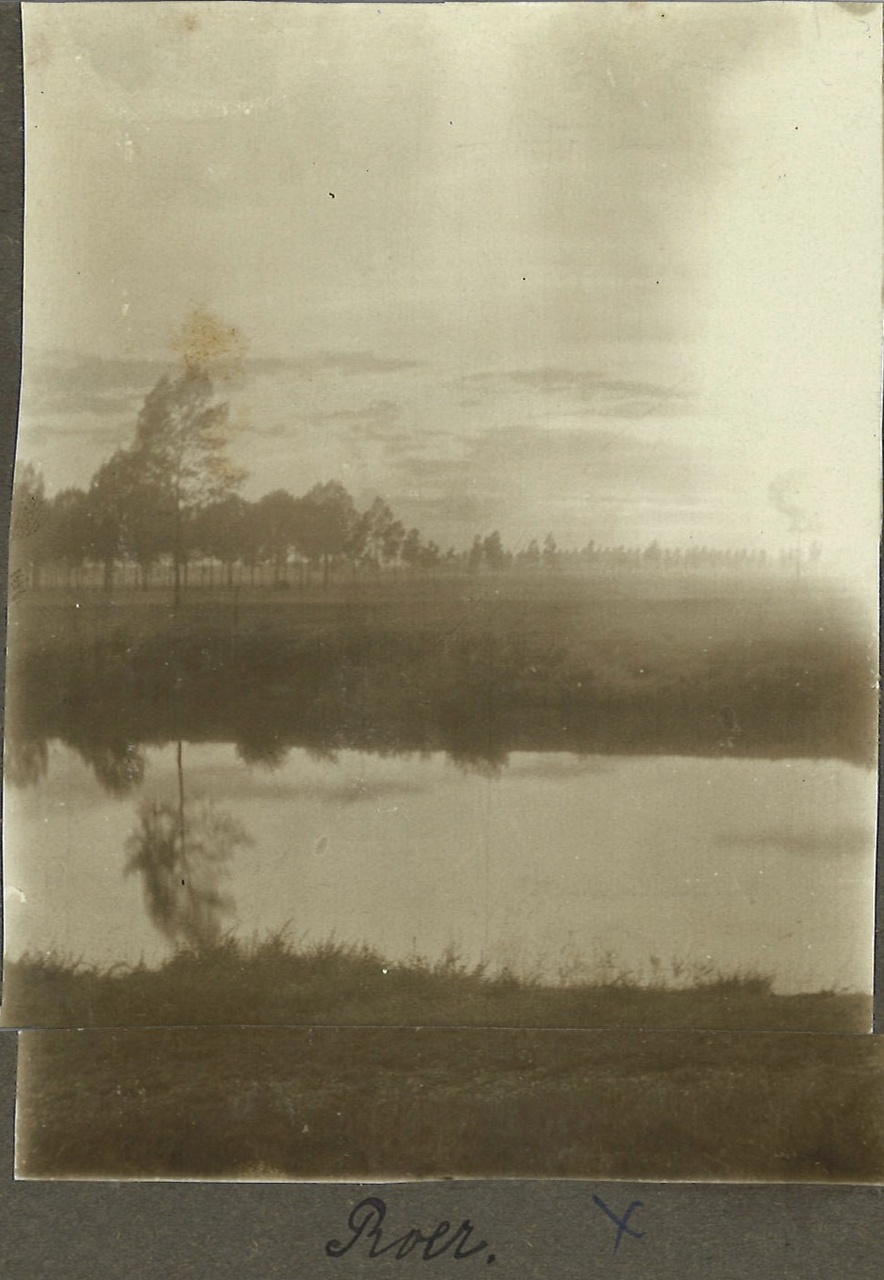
[592,1195,645,1254]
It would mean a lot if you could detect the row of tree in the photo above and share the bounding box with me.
[14,450,808,598]
[11,368,453,598]
[11,362,816,598]
[13,459,447,594]
[7,363,563,594]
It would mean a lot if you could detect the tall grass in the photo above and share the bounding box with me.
[2,933,869,1031]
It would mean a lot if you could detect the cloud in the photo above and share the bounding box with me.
[377,419,700,550]
[19,344,707,554]
[279,352,422,378]
[21,351,170,420]
[309,399,413,445]
[395,422,691,501]
[461,366,689,418]
[22,349,421,423]
[716,826,873,860]
[26,390,140,420]
[313,398,401,424]
[393,491,498,536]
[24,420,128,452]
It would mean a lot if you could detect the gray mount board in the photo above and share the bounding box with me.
[3,1032,884,1279]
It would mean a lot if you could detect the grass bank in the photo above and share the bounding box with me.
[2,936,870,1032]
[16,1024,884,1181]
[7,576,877,769]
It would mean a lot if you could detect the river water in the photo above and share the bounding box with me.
[3,741,875,995]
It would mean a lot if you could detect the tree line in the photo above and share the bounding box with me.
[10,364,813,599]
[11,453,460,597]
[10,367,457,599]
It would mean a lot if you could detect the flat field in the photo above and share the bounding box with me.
[16,1024,884,1181]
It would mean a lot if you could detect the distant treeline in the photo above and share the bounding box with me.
[10,366,815,598]
[10,459,813,596]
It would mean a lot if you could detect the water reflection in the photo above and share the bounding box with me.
[6,725,509,798]
[3,736,49,790]
[7,611,874,804]
[6,733,145,796]
[78,741,146,797]
[3,739,876,997]
[123,743,249,950]
[234,736,291,771]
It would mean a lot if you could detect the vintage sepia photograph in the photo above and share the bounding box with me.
[3,1,881,1179]
[14,1024,884,1182]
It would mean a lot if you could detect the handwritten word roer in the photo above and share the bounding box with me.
[325,1197,496,1264]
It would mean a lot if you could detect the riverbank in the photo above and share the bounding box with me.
[16,1023,884,1180]
[2,937,870,1031]
[6,575,876,769]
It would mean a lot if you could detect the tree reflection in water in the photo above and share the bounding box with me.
[124,742,250,950]
[234,734,290,771]
[3,736,49,789]
[78,741,146,797]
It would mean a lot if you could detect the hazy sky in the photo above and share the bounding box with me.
[19,2,882,568]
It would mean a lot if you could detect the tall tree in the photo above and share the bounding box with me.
[132,360,245,605]
[482,530,507,573]
[400,527,423,575]
[85,450,133,591]
[521,538,541,571]
[467,534,484,575]
[253,489,301,585]
[238,499,264,586]
[355,496,399,572]
[85,448,172,590]
[47,487,90,586]
[10,462,50,589]
[195,494,251,587]
[419,539,441,576]
[295,481,357,588]
[542,532,559,572]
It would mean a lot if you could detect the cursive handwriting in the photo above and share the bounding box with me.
[326,1197,495,1264]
